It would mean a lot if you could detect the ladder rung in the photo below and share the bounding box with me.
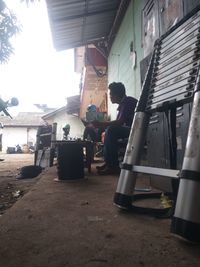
[132,165,179,179]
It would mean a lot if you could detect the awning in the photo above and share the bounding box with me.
[45,0,130,51]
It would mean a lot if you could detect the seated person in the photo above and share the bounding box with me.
[83,104,104,142]
[89,82,138,175]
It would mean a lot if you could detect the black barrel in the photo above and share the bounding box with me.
[57,142,84,180]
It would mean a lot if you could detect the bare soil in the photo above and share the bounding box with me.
[0,153,200,266]
[0,153,39,215]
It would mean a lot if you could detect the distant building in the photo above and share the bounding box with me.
[42,105,84,140]
[0,112,46,152]
[0,99,85,152]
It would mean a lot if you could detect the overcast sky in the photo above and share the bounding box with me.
[1,0,80,115]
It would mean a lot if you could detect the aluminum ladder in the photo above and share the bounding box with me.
[114,7,200,243]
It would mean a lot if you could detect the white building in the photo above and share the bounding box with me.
[42,106,84,141]
[0,112,45,152]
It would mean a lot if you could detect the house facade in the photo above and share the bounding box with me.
[0,107,85,152]
[42,106,85,140]
[74,46,108,119]
[0,112,45,152]
[108,0,199,119]
[106,0,200,190]
[45,0,200,191]
[47,0,199,121]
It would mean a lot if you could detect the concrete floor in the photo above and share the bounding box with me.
[0,164,200,267]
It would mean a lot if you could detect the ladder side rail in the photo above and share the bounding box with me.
[171,63,200,242]
[114,49,157,209]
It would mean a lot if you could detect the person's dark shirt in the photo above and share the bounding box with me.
[116,96,137,127]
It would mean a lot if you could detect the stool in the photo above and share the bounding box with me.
[57,142,84,180]
[54,140,93,180]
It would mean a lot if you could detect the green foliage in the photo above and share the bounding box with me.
[0,0,21,64]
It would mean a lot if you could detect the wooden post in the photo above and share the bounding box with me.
[34,126,42,165]
[50,123,57,166]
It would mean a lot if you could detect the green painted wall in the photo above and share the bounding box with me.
[108,0,144,119]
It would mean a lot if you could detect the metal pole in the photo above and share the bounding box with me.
[113,50,156,209]
[51,123,57,149]
[113,111,150,209]
[50,123,57,167]
[171,73,200,243]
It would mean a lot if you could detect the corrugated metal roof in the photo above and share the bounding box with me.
[0,112,46,127]
[45,0,123,51]
[42,106,67,119]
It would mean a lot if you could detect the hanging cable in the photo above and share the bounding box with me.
[86,46,107,78]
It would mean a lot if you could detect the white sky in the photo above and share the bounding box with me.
[0,0,80,115]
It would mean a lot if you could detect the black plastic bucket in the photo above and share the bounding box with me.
[57,142,84,180]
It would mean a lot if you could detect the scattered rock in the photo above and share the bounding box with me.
[87,216,103,222]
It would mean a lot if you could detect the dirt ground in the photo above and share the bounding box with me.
[0,153,39,215]
[0,153,200,267]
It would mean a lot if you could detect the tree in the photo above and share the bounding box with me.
[0,0,20,63]
[0,0,41,64]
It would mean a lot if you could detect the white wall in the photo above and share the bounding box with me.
[108,0,144,120]
[44,110,85,140]
[2,127,37,152]
[27,128,38,146]
[1,110,85,152]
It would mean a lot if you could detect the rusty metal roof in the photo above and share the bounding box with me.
[45,0,127,51]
